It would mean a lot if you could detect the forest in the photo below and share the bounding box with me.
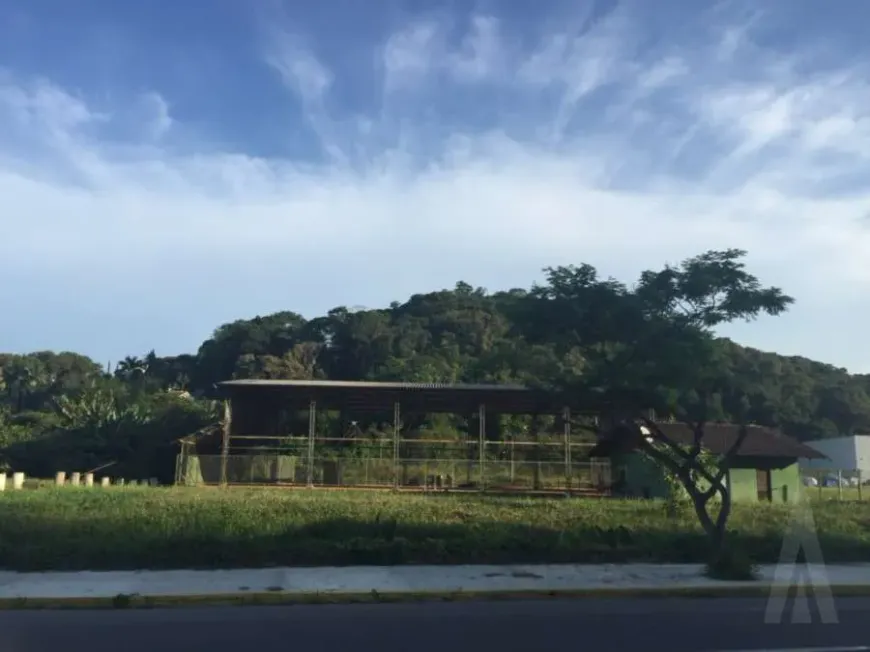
[2,248,869,483]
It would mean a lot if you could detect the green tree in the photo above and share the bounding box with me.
[531,249,793,565]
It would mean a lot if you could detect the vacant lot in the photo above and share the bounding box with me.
[0,488,868,571]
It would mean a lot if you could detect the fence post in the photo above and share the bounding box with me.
[478,404,486,491]
[510,434,515,483]
[562,406,571,493]
[531,415,541,491]
[12,472,24,490]
[837,469,843,500]
[392,402,401,490]
[859,469,863,501]
[0,473,5,492]
[307,400,316,488]
[84,473,94,487]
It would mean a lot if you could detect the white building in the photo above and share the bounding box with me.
[800,435,870,476]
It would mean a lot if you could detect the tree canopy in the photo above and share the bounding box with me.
[2,249,867,480]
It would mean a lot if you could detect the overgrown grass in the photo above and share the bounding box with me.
[1,488,869,571]
[808,486,870,501]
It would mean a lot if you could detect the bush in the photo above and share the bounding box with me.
[705,544,759,581]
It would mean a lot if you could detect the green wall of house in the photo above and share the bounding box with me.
[727,467,758,502]
[610,453,804,504]
[772,463,804,504]
[612,452,671,499]
[730,457,804,504]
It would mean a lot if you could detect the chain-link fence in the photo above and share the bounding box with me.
[177,436,610,494]
[802,468,870,501]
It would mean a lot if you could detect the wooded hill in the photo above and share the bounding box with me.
[1,249,866,481]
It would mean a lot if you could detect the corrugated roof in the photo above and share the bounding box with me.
[218,379,529,391]
[216,379,577,415]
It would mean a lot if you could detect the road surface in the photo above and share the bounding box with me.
[2,597,868,652]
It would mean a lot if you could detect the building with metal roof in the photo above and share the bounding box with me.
[197,379,601,489]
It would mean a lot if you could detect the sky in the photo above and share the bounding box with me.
[2,0,870,372]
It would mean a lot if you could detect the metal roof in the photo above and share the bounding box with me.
[218,379,529,391]
[217,379,578,415]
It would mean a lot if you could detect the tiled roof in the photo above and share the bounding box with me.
[588,421,827,460]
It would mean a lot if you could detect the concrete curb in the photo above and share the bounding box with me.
[4,584,870,610]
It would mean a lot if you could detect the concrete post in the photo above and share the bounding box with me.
[100,477,111,488]
[70,472,81,486]
[12,472,24,490]
[0,473,6,492]
[116,478,125,486]
[129,479,138,486]
[55,471,67,486]
[84,473,94,487]
[149,478,159,487]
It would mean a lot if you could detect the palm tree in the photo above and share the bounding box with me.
[115,356,148,381]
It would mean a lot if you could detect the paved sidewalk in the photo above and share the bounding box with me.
[1,563,869,601]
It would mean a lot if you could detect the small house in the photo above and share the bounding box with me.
[588,422,827,504]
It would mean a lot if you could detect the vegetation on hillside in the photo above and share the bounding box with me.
[2,248,869,481]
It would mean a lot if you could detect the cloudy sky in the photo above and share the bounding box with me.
[2,0,870,371]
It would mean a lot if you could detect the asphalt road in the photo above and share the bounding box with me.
[2,597,869,652]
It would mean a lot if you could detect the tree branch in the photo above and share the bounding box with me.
[710,422,749,489]
[636,433,718,536]
[639,417,733,511]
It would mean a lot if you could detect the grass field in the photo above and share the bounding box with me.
[1,487,869,572]
[808,486,870,501]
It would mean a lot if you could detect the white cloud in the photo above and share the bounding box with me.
[447,16,506,83]
[381,16,508,90]
[382,21,443,91]
[140,92,173,140]
[636,57,688,91]
[0,77,99,132]
[264,31,333,105]
[4,6,870,370]
[518,7,635,140]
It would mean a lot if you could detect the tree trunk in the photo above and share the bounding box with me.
[710,484,733,560]
[687,480,732,561]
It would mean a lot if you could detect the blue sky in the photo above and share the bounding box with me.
[3,0,870,371]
